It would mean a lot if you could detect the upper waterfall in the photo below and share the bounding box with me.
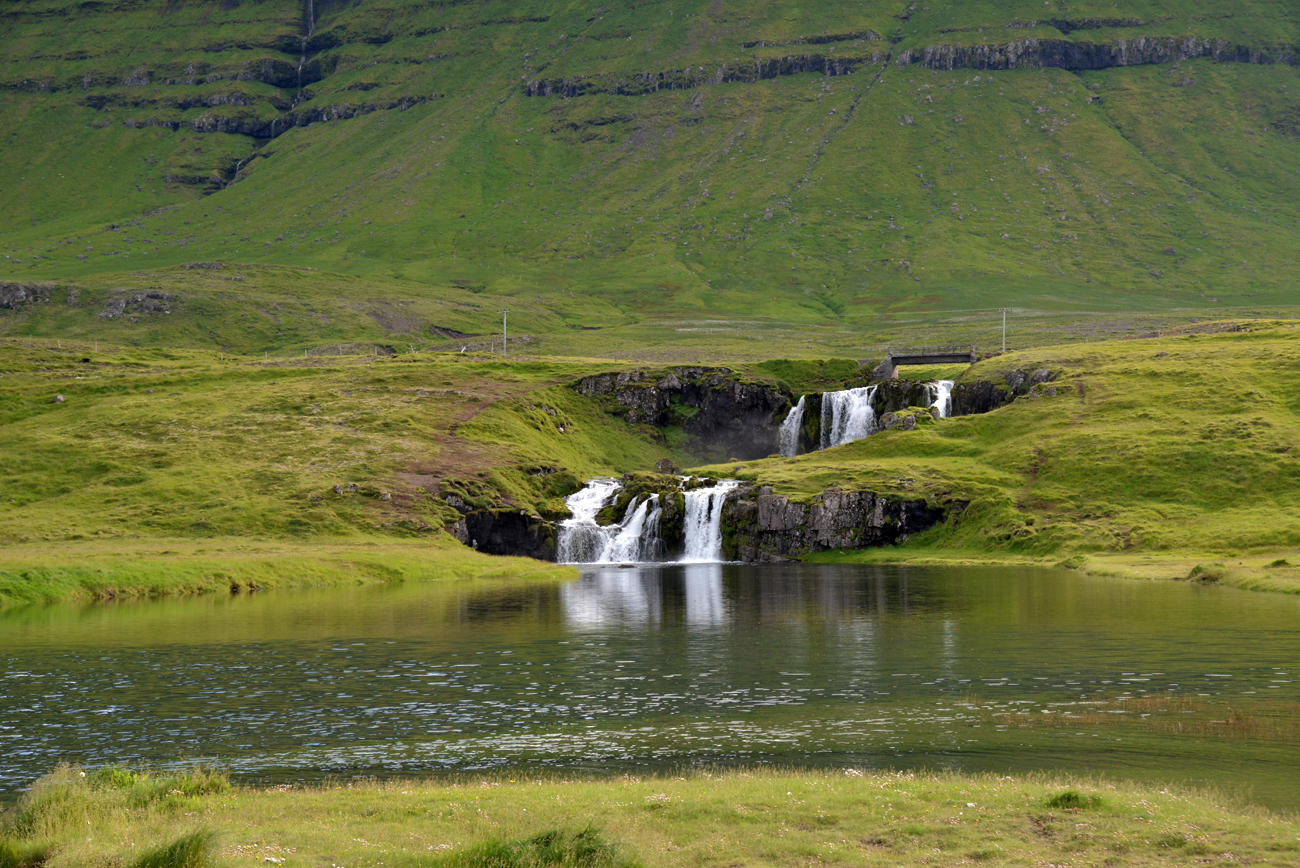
[928,380,954,418]
[778,395,806,458]
[820,385,878,449]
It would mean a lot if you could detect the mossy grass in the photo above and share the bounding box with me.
[4,765,1298,868]
[0,539,576,608]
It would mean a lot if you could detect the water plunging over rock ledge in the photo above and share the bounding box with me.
[456,474,956,565]
[446,364,1047,560]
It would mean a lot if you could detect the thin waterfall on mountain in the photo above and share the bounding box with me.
[681,480,740,562]
[820,385,879,449]
[928,380,954,418]
[297,0,315,91]
[778,395,806,457]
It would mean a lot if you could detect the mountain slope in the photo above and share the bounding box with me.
[3,0,1300,351]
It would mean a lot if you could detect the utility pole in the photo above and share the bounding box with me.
[500,309,511,356]
[1001,308,1007,354]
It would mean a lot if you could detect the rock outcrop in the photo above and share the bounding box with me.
[0,283,55,309]
[723,485,950,562]
[950,367,1055,416]
[573,368,792,461]
[898,37,1296,71]
[455,509,558,561]
[98,291,176,319]
[525,52,884,97]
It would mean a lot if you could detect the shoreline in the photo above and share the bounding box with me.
[4,537,1300,610]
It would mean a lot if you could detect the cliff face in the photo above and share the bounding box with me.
[722,485,950,563]
[453,509,558,561]
[524,52,884,98]
[899,37,1296,72]
[573,368,792,461]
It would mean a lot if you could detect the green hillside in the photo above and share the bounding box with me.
[3,0,1300,353]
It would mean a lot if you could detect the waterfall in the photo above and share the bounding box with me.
[599,495,663,563]
[297,0,315,91]
[556,478,621,563]
[778,396,806,458]
[681,480,739,563]
[556,479,663,564]
[820,385,879,449]
[928,380,955,419]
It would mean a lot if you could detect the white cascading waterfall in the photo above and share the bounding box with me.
[557,479,665,564]
[778,395,806,457]
[599,495,663,563]
[557,477,737,564]
[820,385,879,449]
[928,380,955,418]
[556,479,623,563]
[681,480,740,562]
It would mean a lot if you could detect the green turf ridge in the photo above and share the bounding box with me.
[3,764,1298,868]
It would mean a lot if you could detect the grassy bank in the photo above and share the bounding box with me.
[0,537,575,608]
[4,765,1298,868]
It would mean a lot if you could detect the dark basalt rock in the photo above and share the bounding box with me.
[897,36,1297,72]
[573,367,792,461]
[98,291,176,319]
[459,510,557,561]
[951,368,1055,416]
[722,485,951,563]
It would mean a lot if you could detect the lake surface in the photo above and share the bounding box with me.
[3,564,1298,809]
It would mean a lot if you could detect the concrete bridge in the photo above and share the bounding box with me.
[869,346,977,380]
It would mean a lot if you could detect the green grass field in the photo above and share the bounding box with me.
[4,765,1298,868]
[3,319,1299,604]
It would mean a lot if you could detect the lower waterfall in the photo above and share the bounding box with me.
[681,480,739,562]
[557,477,736,564]
[778,395,806,457]
[556,479,663,564]
[928,380,954,418]
[820,385,878,449]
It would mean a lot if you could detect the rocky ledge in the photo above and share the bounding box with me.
[573,367,792,461]
[722,485,950,563]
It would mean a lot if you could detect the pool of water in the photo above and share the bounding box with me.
[2,564,1297,809]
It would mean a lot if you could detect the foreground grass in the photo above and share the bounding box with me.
[4,766,1299,868]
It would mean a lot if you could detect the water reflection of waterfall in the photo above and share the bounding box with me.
[778,395,805,457]
[928,380,954,418]
[560,564,725,629]
[820,385,878,449]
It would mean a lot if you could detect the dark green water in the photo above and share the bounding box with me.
[2,564,1298,809]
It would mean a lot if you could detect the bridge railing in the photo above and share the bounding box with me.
[882,345,975,357]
